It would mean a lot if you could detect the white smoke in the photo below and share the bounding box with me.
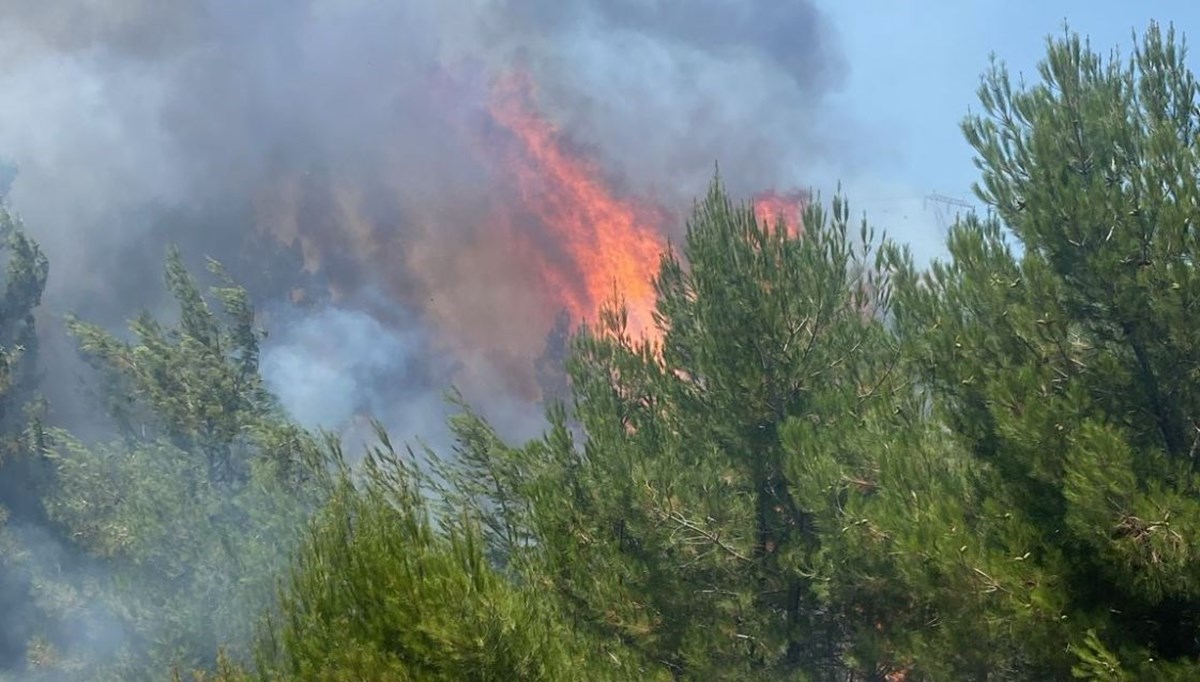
[260,303,457,454]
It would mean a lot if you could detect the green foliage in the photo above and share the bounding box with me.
[229,430,629,682]
[0,209,50,671]
[426,178,901,680]
[15,248,331,680]
[66,247,296,483]
[881,21,1200,677]
[0,208,48,471]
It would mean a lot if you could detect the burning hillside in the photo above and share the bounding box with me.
[248,65,809,410]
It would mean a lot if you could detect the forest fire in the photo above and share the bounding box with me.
[484,72,667,343]
[252,67,811,399]
[753,189,807,236]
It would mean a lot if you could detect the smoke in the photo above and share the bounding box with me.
[0,0,846,327]
[0,519,127,677]
[488,0,848,197]
[0,0,854,484]
[259,299,459,454]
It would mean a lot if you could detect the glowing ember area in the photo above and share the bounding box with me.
[753,189,807,237]
[486,72,667,342]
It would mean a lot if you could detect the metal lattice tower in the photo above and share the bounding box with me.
[924,193,975,232]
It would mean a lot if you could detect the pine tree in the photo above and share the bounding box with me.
[0,208,50,672]
[428,177,900,680]
[0,209,49,499]
[876,21,1200,678]
[16,248,332,680]
[204,430,632,682]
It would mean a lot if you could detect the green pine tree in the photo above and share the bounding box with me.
[873,21,1200,679]
[206,429,633,682]
[0,208,50,672]
[16,247,332,680]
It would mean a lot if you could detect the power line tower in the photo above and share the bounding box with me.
[924,193,975,232]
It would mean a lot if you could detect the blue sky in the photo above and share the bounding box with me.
[817,1,1200,259]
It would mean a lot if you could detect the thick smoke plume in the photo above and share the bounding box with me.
[0,0,846,438]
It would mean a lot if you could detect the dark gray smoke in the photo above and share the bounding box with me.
[500,0,838,79]
[491,0,847,192]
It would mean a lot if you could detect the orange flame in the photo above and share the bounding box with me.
[485,72,666,342]
[752,189,807,237]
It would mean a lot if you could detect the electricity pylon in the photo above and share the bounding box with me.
[924,193,975,232]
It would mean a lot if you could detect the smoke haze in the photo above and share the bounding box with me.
[0,0,848,436]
